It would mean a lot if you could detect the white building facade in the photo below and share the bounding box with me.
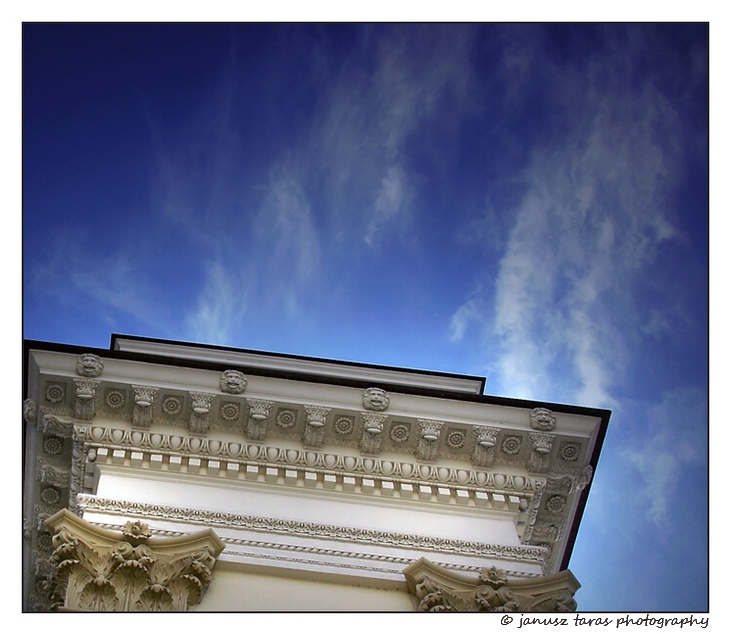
[23,335,609,612]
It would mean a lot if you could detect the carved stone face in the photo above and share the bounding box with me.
[530,407,556,431]
[220,370,247,394]
[363,387,389,411]
[76,354,104,377]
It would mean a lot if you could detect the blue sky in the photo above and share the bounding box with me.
[22,23,708,612]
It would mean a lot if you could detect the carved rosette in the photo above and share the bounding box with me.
[44,510,224,612]
[404,558,579,613]
[220,370,247,395]
[530,407,556,432]
[303,406,330,448]
[76,354,104,378]
[360,412,387,455]
[73,379,100,421]
[527,432,555,473]
[246,399,274,442]
[363,387,389,412]
[189,392,215,435]
[472,426,500,468]
[131,385,159,429]
[416,420,443,462]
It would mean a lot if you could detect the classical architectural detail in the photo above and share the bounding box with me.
[416,420,443,462]
[43,509,224,611]
[24,398,38,424]
[559,441,581,462]
[131,385,159,429]
[76,353,104,378]
[76,496,550,566]
[502,435,522,455]
[104,389,126,410]
[472,426,499,468]
[45,382,66,404]
[220,370,247,395]
[577,465,593,491]
[363,387,389,412]
[73,379,100,421]
[37,461,70,489]
[245,399,273,441]
[275,408,297,429]
[24,336,608,611]
[333,415,354,435]
[404,558,579,612]
[528,432,555,474]
[303,406,330,448]
[188,392,215,435]
[360,412,387,455]
[530,407,556,432]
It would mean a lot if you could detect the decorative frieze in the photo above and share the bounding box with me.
[246,399,274,441]
[404,558,578,612]
[44,509,224,612]
[360,412,387,455]
[131,385,159,429]
[73,379,100,421]
[77,496,549,566]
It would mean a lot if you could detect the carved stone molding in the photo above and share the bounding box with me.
[403,558,579,612]
[246,399,273,441]
[77,496,549,566]
[360,412,387,455]
[131,385,159,429]
[43,509,224,612]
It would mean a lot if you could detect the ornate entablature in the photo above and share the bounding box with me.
[23,336,609,611]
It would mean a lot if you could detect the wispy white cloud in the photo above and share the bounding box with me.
[622,387,707,528]
[186,261,248,345]
[450,39,690,407]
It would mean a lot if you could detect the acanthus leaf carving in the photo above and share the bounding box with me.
[472,426,499,468]
[44,510,224,612]
[405,558,579,613]
[303,406,330,448]
[73,379,100,421]
[360,412,387,455]
[527,432,555,473]
[416,420,443,462]
[131,385,159,429]
[246,399,274,441]
[189,392,215,435]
